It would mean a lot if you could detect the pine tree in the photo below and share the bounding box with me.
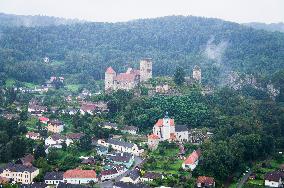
[174,66,185,85]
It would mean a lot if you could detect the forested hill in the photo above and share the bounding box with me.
[0,15,284,85]
[0,13,84,27]
[244,22,284,33]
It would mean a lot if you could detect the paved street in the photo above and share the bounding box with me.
[98,156,143,188]
[237,169,252,188]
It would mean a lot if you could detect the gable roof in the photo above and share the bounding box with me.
[66,133,85,140]
[265,171,284,182]
[63,169,96,179]
[126,169,140,181]
[44,171,64,180]
[4,163,38,173]
[148,134,159,140]
[196,176,215,185]
[175,125,188,132]
[154,118,174,127]
[184,150,201,165]
[101,169,118,176]
[107,138,134,148]
[106,67,116,74]
[142,172,162,180]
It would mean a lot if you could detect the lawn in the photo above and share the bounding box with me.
[5,78,16,87]
[144,146,189,175]
[66,84,82,92]
[247,179,263,186]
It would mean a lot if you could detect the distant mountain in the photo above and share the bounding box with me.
[244,22,284,33]
[0,15,283,86]
[0,13,85,27]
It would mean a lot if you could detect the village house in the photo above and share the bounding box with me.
[39,117,49,124]
[147,113,189,150]
[63,169,97,184]
[101,122,119,130]
[45,134,65,153]
[1,113,20,120]
[20,182,47,188]
[98,138,144,156]
[16,154,35,167]
[66,133,85,146]
[26,132,41,140]
[0,177,9,185]
[106,152,134,168]
[81,157,96,165]
[120,169,140,184]
[121,126,138,135]
[140,172,163,182]
[182,149,201,171]
[0,163,39,184]
[80,102,97,115]
[155,84,170,94]
[113,182,150,188]
[44,171,64,186]
[100,169,120,181]
[105,58,152,91]
[94,101,109,113]
[28,101,47,116]
[196,176,215,188]
[265,171,284,187]
[47,119,64,133]
[95,146,108,156]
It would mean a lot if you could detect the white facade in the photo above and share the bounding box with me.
[0,169,39,184]
[98,139,144,156]
[45,136,64,146]
[265,179,282,187]
[63,177,97,184]
[45,179,63,185]
[175,131,189,142]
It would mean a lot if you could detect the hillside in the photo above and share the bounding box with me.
[0,13,84,27]
[0,15,283,86]
[244,22,284,33]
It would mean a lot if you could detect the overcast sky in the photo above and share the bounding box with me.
[0,0,283,23]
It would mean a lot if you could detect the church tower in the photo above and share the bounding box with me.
[105,67,116,91]
[192,65,201,83]
[140,58,152,82]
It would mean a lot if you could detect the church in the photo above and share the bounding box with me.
[104,58,152,91]
[148,113,189,150]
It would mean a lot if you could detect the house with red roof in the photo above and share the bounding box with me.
[80,102,97,115]
[196,176,215,187]
[39,117,49,124]
[63,169,97,184]
[182,149,201,171]
[105,58,152,91]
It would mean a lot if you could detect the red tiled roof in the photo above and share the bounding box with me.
[39,117,49,122]
[148,134,160,140]
[106,67,116,74]
[184,150,201,165]
[81,103,97,112]
[154,119,175,127]
[170,133,176,140]
[63,169,97,179]
[197,176,215,185]
[115,73,136,82]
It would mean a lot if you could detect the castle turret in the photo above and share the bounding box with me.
[193,65,201,83]
[140,58,152,82]
[105,67,116,91]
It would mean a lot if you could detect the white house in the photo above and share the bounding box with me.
[98,138,144,156]
[100,169,120,181]
[140,172,163,182]
[121,126,138,135]
[45,134,65,147]
[26,132,41,140]
[182,149,201,171]
[120,169,140,184]
[63,169,97,184]
[44,171,64,186]
[265,171,284,187]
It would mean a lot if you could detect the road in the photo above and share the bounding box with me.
[98,156,143,188]
[237,169,252,188]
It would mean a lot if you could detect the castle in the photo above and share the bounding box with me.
[105,58,152,91]
[148,113,189,150]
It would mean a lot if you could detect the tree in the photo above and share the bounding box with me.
[34,143,46,159]
[79,134,92,151]
[174,66,185,85]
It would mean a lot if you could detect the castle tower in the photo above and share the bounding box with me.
[105,67,116,91]
[192,65,201,83]
[140,58,152,82]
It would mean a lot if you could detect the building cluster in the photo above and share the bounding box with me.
[147,113,189,150]
[105,58,152,91]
